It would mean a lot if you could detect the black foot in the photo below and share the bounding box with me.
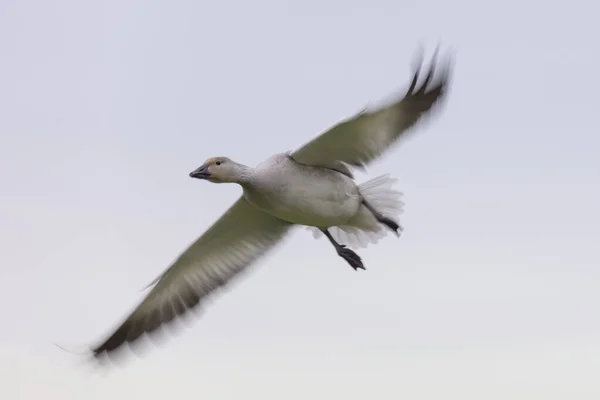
[321,228,366,271]
[379,216,402,236]
[336,245,365,271]
[362,200,402,236]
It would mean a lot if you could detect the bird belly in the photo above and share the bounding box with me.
[243,167,361,228]
[274,191,359,227]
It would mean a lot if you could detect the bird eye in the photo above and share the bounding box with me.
[215,161,221,166]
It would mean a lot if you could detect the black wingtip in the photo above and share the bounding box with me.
[408,45,454,91]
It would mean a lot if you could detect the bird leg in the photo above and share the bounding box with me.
[362,201,402,236]
[320,229,365,271]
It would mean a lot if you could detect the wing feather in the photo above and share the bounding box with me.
[91,196,292,358]
[291,49,453,170]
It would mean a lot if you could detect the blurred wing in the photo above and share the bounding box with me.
[91,196,292,357]
[291,50,453,173]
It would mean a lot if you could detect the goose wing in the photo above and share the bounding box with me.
[290,50,453,174]
[91,196,292,358]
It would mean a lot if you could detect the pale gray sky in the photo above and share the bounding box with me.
[1,0,599,398]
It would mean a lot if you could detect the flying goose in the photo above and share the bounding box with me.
[87,49,453,359]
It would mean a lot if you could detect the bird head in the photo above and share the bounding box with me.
[189,157,243,183]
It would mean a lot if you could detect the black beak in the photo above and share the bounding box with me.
[189,164,211,180]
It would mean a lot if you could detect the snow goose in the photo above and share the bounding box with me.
[87,50,453,359]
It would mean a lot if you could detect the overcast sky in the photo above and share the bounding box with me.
[1,0,599,398]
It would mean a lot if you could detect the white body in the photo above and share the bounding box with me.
[243,153,362,227]
[242,153,402,248]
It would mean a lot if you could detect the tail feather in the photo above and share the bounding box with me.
[358,174,404,217]
[307,174,404,249]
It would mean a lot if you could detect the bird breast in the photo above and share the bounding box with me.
[242,154,361,228]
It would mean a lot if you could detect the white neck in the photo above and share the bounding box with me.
[233,163,254,186]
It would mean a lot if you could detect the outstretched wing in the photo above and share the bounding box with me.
[291,49,453,173]
[91,196,292,358]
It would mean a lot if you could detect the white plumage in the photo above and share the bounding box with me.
[86,49,453,359]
